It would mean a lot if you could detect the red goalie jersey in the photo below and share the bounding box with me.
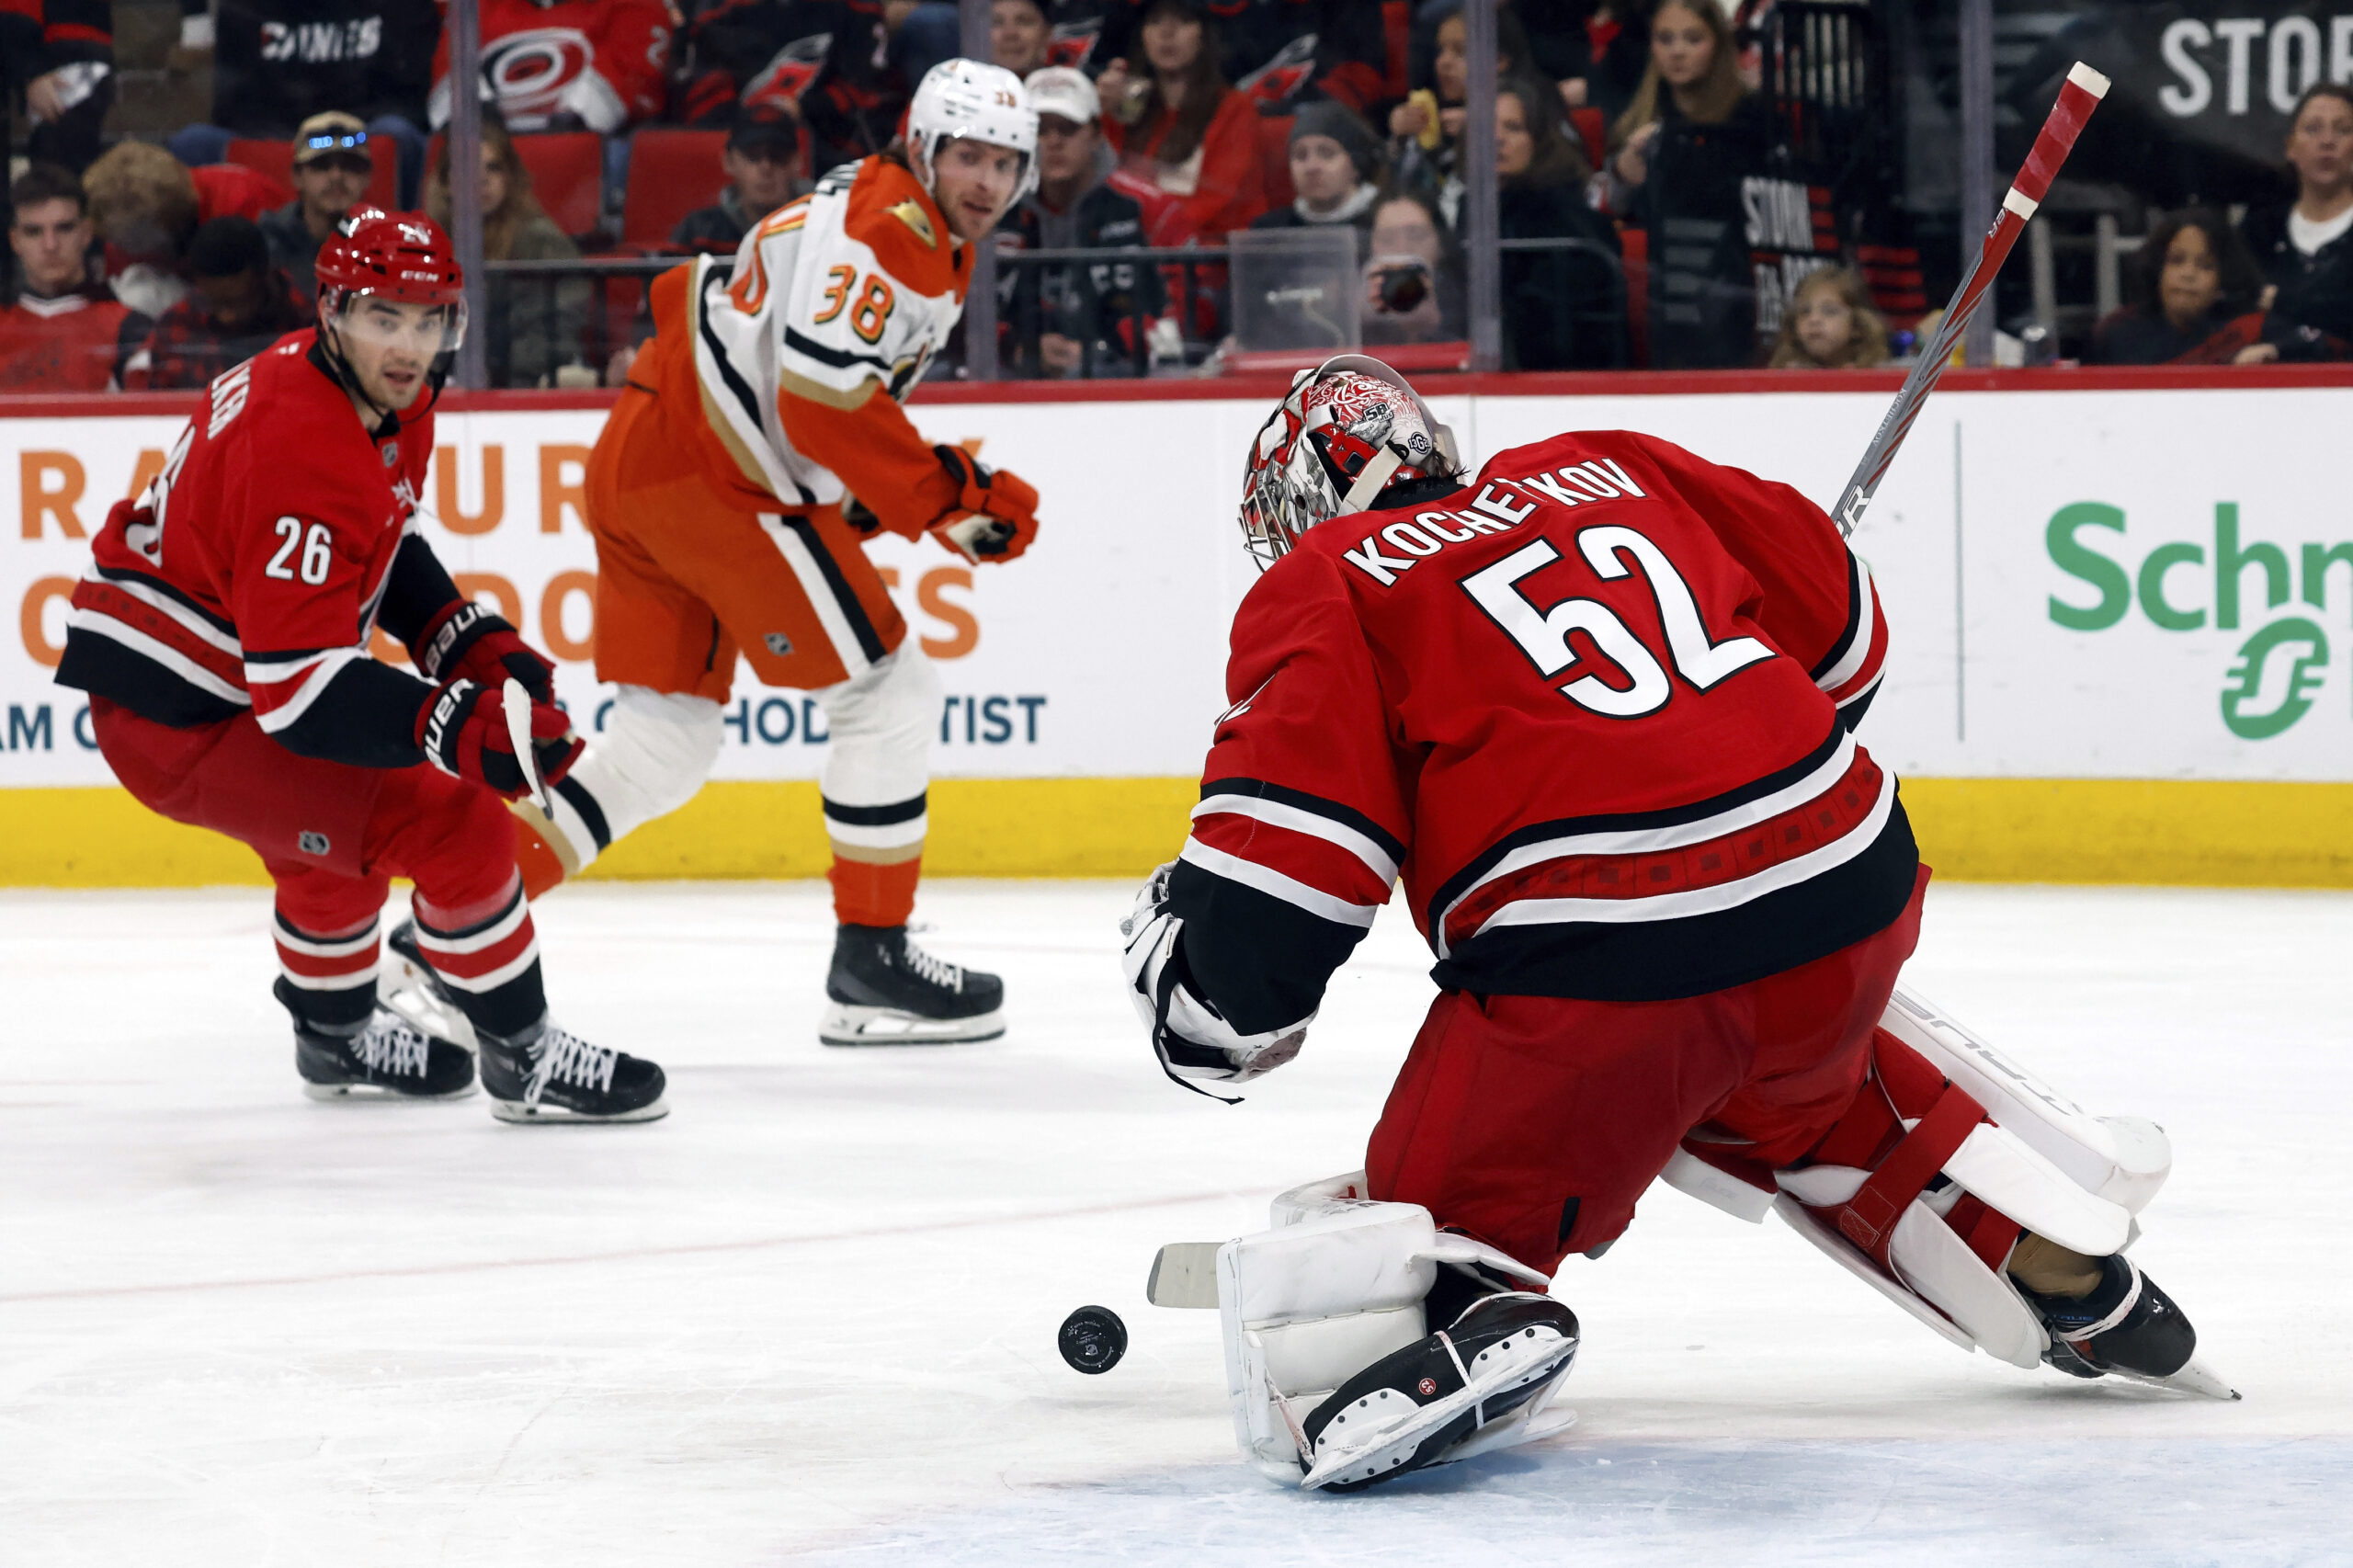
[1170,428,1909,1034]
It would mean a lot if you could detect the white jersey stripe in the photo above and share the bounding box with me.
[1815,555,1878,695]
[1178,838,1382,929]
[65,608,250,705]
[250,645,368,733]
[1192,793,1401,885]
[86,569,244,656]
[758,514,876,677]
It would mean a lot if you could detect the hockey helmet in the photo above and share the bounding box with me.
[1239,356,1461,569]
[906,58,1040,205]
[314,206,468,353]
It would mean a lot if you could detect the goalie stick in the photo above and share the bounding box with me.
[1830,62,2110,537]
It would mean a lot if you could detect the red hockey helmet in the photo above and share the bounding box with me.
[314,206,468,351]
[1238,356,1461,569]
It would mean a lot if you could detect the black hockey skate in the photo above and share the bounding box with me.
[478,1017,668,1123]
[2016,1253,2214,1388]
[820,924,1005,1046]
[297,1007,476,1100]
[1297,1291,1580,1492]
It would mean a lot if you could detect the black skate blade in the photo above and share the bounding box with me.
[819,1003,1005,1047]
[489,1092,670,1125]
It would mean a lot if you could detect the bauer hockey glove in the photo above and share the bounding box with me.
[927,444,1039,563]
[413,600,559,704]
[417,678,583,801]
[1120,862,1308,1100]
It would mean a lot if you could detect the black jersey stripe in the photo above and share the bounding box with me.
[1198,777,1408,866]
[554,775,612,851]
[782,325,895,374]
[776,513,888,664]
[1808,550,1865,684]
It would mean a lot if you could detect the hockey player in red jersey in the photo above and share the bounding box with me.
[55,209,667,1123]
[1124,357,2227,1491]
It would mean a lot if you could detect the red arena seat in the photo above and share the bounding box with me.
[509,131,607,241]
[622,130,729,247]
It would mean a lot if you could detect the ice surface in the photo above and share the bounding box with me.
[3,881,2347,1566]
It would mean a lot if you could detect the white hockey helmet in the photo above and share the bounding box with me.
[906,58,1040,204]
[1239,356,1462,569]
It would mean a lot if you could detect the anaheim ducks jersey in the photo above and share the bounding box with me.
[1169,429,1910,1036]
[660,154,972,538]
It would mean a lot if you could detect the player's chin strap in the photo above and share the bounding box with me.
[1339,444,1409,515]
[317,312,450,433]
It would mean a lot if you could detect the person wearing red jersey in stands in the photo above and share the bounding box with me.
[428,0,670,134]
[1097,0,1264,243]
[80,141,286,321]
[54,208,667,1123]
[0,163,143,391]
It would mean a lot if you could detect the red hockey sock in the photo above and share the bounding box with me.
[829,854,922,927]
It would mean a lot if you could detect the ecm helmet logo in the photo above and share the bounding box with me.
[2219,617,2329,741]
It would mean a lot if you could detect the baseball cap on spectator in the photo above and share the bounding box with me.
[294,111,370,169]
[1024,66,1099,128]
[1290,101,1380,183]
[726,105,801,161]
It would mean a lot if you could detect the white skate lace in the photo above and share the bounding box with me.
[901,939,963,993]
[354,1015,432,1078]
[525,1025,618,1106]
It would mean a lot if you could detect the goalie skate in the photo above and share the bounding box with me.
[819,925,1005,1046]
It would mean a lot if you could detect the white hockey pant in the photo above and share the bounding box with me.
[1662,986,2174,1369]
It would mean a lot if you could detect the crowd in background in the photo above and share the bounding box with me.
[4,0,2350,391]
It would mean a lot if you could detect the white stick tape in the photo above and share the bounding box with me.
[2003,187,2040,220]
[2066,62,2111,97]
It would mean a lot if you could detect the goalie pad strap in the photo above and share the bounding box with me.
[1945,1191,2027,1274]
[1836,1078,1987,1266]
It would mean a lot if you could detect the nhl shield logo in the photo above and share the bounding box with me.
[765,632,793,655]
[381,442,399,467]
[298,831,331,856]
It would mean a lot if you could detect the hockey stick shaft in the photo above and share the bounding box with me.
[1830,62,2110,537]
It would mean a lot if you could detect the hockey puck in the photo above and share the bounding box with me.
[1057,1306,1128,1374]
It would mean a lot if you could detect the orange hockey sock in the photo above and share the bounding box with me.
[829,852,922,928]
[514,813,571,902]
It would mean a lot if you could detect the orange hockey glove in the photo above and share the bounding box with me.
[926,444,1039,563]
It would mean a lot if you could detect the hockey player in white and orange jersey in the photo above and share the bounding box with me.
[479,60,1043,1046]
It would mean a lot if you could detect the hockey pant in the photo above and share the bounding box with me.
[88,698,549,1040]
[516,381,938,926]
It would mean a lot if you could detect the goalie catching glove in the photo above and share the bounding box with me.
[417,678,582,801]
[1120,862,1309,1097]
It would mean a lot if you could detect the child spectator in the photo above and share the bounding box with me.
[1495,75,1620,369]
[1,164,143,391]
[2092,209,2342,366]
[1249,102,1383,245]
[673,107,809,253]
[424,119,591,387]
[993,66,1166,378]
[1599,0,1775,368]
[993,0,1055,77]
[430,0,669,134]
[2239,84,2353,352]
[1361,188,1464,348]
[81,142,285,320]
[670,0,907,174]
[256,113,377,301]
[1097,0,1265,243]
[1767,265,1891,369]
[167,1,436,206]
[121,217,312,390]
[1,0,114,171]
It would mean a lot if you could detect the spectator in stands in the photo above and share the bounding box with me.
[81,142,283,321]
[1200,0,1392,118]
[1598,0,1773,368]
[432,0,669,135]
[2240,84,2353,352]
[1521,1,1648,125]
[1766,266,1890,369]
[424,119,591,387]
[1097,0,1265,243]
[1,164,142,391]
[1,0,114,171]
[1248,102,1383,247]
[1495,76,1619,369]
[166,1,436,207]
[1388,3,1540,230]
[256,112,376,301]
[1361,187,1464,348]
[993,0,1055,78]
[2092,210,2342,366]
[673,106,808,254]
[671,0,908,174]
[122,217,312,390]
[993,66,1166,378]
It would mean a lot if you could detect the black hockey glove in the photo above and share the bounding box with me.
[416,678,583,801]
[413,600,558,704]
[1120,861,1308,1102]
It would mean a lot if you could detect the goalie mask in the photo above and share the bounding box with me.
[1239,356,1461,569]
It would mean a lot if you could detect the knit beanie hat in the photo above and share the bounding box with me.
[1290,101,1381,182]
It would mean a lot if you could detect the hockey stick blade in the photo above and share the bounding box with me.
[1830,62,2109,536]
[1146,1242,1222,1308]
[502,677,553,818]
